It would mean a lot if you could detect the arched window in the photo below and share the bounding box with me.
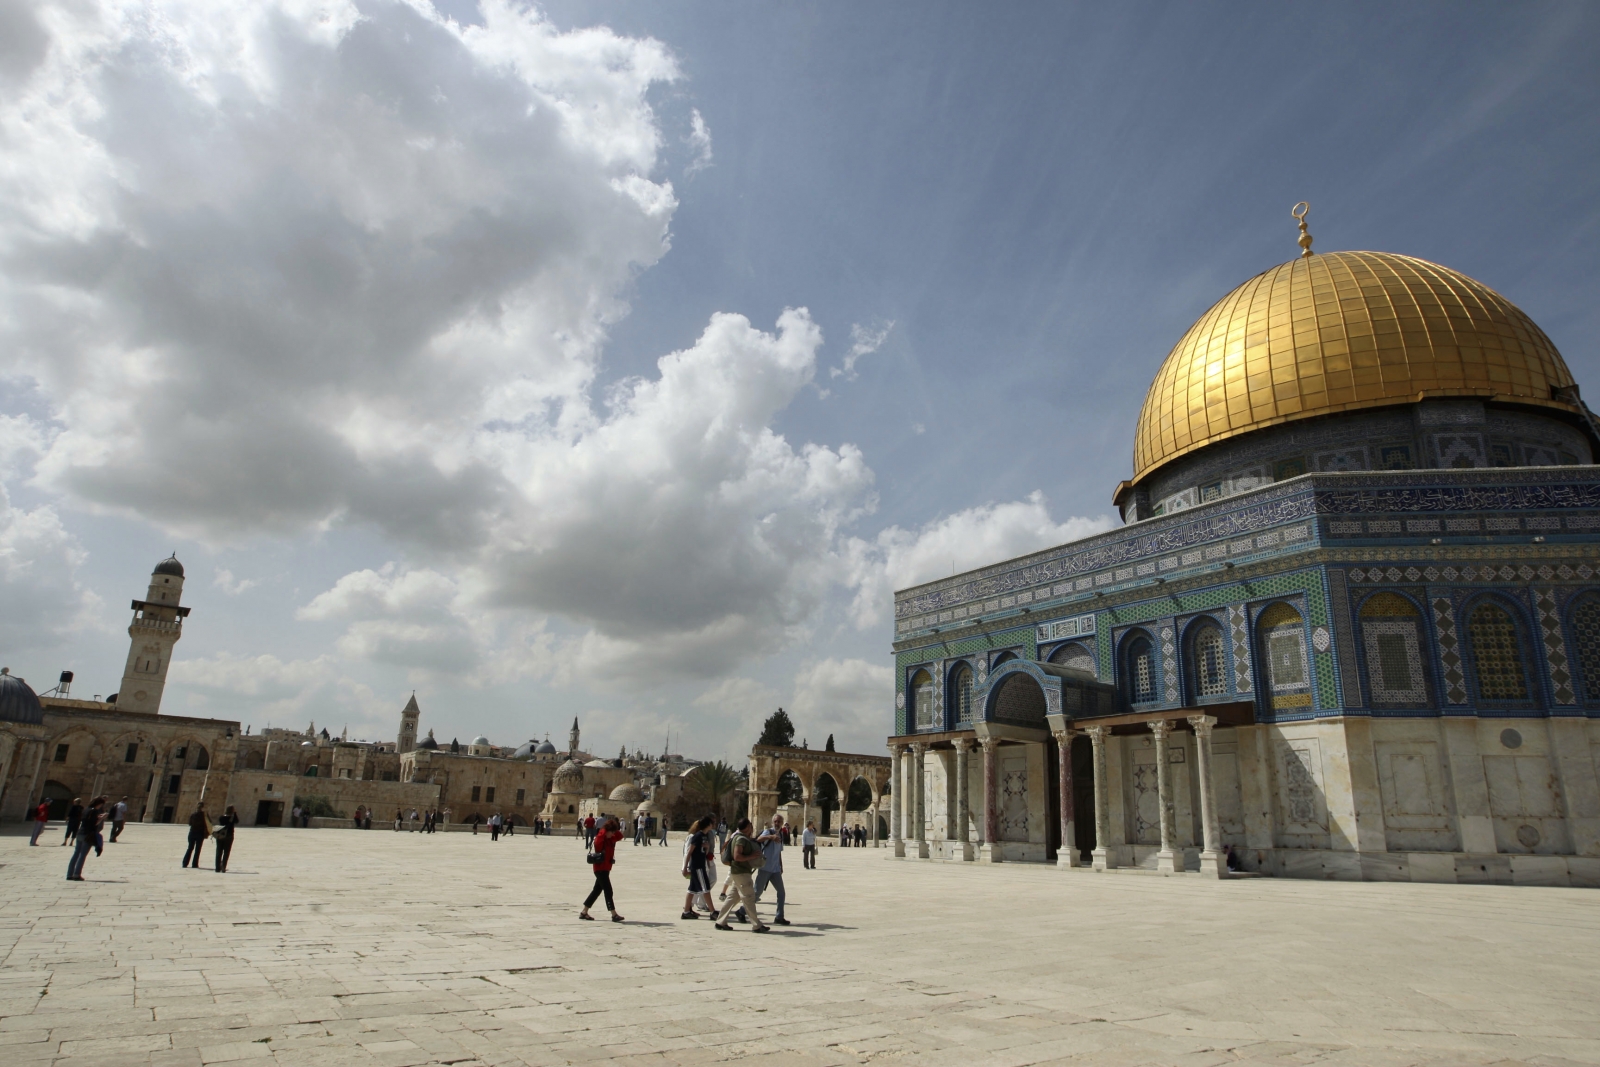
[951,665,974,725]
[1359,592,1427,705]
[1467,602,1529,701]
[1189,621,1228,698]
[992,651,1018,668]
[1572,595,1600,702]
[1124,633,1156,704]
[1258,602,1311,711]
[1049,642,1096,677]
[993,673,1047,725]
[910,669,935,729]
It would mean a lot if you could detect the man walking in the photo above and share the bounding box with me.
[489,812,501,841]
[214,806,239,872]
[583,814,597,848]
[109,797,129,842]
[713,819,770,933]
[67,797,106,881]
[739,815,790,926]
[658,817,669,846]
[802,821,817,869]
[29,799,50,845]
[62,798,84,846]
[183,806,210,868]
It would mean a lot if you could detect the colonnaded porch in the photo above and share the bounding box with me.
[746,745,892,843]
[888,702,1254,877]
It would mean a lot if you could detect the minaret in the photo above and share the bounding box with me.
[115,555,189,714]
[569,716,580,757]
[398,693,420,753]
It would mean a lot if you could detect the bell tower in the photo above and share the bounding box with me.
[116,555,189,714]
[569,716,580,757]
[398,693,420,753]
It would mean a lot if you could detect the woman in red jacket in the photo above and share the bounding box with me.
[580,816,626,922]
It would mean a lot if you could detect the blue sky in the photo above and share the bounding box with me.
[1,1,1596,759]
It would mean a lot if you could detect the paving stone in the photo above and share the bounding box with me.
[5,826,1600,1066]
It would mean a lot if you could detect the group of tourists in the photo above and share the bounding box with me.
[183,805,241,871]
[632,812,669,846]
[30,795,144,881]
[837,822,869,847]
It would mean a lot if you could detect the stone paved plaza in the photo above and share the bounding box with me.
[2,826,1599,1067]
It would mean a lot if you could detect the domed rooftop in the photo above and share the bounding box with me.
[609,782,644,804]
[1130,250,1580,488]
[553,758,584,785]
[535,739,557,754]
[153,554,185,578]
[417,730,439,750]
[471,735,490,747]
[0,668,44,725]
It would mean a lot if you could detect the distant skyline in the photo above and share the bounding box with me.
[1,1,1596,760]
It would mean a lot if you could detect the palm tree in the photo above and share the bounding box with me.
[687,760,742,820]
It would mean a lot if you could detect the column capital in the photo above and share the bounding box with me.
[952,736,974,751]
[1147,719,1172,741]
[1084,724,1111,743]
[1186,714,1217,738]
[908,740,927,756]
[1050,727,1079,744]
[978,735,1001,753]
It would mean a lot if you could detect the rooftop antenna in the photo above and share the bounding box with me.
[1292,201,1313,258]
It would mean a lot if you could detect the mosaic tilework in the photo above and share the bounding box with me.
[1161,623,1178,703]
[1362,621,1428,704]
[1431,594,1469,704]
[1535,588,1576,705]
[1228,604,1253,693]
[1327,569,1362,708]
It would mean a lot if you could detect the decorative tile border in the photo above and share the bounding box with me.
[1535,588,1577,706]
[1228,603,1253,694]
[1430,594,1469,704]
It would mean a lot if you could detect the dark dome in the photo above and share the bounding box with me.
[417,734,438,750]
[536,739,558,754]
[153,555,185,578]
[0,670,44,725]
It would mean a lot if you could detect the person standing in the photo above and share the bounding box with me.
[583,814,597,848]
[741,815,790,926]
[214,806,239,872]
[394,808,403,831]
[67,797,106,881]
[633,812,644,847]
[658,817,669,847]
[681,816,713,919]
[183,806,210,868]
[713,819,769,933]
[802,821,817,869]
[62,798,84,846]
[716,818,728,853]
[29,799,50,845]
[579,816,625,923]
[489,812,501,841]
[109,797,129,842]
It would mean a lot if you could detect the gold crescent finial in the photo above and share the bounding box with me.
[1292,201,1313,258]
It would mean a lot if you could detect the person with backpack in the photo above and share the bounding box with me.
[713,819,770,933]
[67,797,107,881]
[579,816,625,923]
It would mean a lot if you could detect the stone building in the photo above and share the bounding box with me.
[889,222,1600,887]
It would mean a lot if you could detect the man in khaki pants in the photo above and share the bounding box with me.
[713,819,770,933]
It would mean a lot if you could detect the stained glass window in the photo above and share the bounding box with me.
[1127,636,1155,703]
[1573,597,1600,702]
[1194,624,1227,696]
[953,666,973,723]
[1468,603,1528,701]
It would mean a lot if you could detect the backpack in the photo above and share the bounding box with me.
[720,835,736,867]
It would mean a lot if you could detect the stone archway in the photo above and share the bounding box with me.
[746,744,892,846]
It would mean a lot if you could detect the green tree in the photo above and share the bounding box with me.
[687,759,742,819]
[846,778,873,811]
[777,770,804,805]
[757,708,795,748]
[825,733,835,752]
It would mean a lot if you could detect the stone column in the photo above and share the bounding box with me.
[1086,725,1116,870]
[1149,720,1178,873]
[1053,729,1078,868]
[1188,715,1224,878]
[953,738,974,861]
[871,800,881,848]
[889,744,904,858]
[909,742,930,858]
[978,737,1003,863]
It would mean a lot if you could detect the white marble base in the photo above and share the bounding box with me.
[1156,849,1179,874]
[1198,850,1225,879]
[1091,847,1116,871]
[977,842,1004,863]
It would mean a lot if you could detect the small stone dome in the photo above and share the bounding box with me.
[609,782,644,804]
[0,668,44,725]
[416,731,439,750]
[554,758,585,787]
[471,735,490,747]
[153,554,185,578]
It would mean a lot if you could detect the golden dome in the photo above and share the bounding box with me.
[1131,250,1579,486]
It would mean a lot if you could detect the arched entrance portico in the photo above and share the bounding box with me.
[747,745,892,847]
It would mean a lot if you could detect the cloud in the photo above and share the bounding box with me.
[685,107,713,176]
[845,491,1113,626]
[830,320,894,381]
[4,0,679,548]
[0,484,102,656]
[170,650,394,737]
[213,568,260,596]
[787,657,892,753]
